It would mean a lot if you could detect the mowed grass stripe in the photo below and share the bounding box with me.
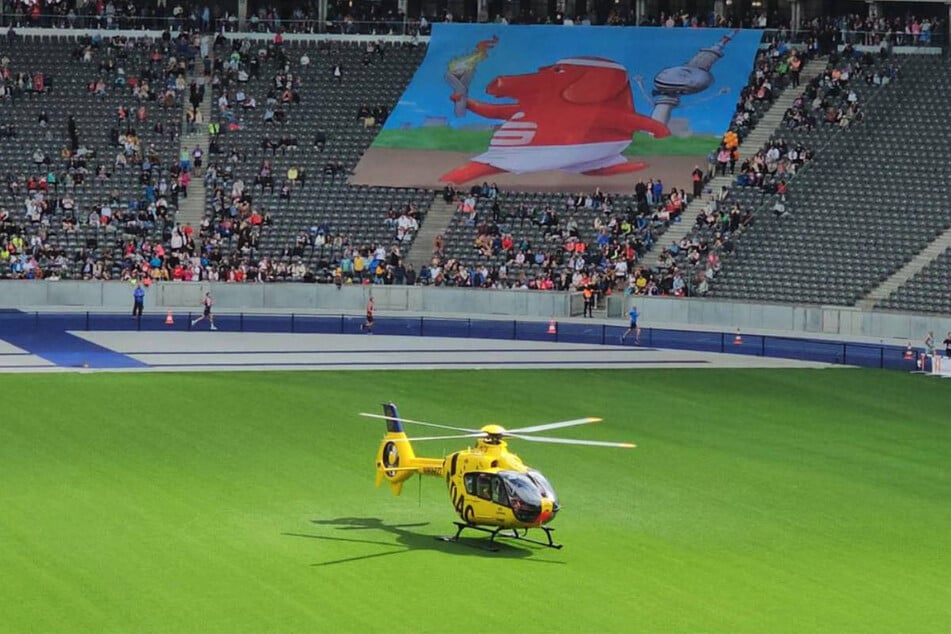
[0,369,948,633]
[2,375,336,632]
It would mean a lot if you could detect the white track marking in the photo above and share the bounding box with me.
[25,332,835,373]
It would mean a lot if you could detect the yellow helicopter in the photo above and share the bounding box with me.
[360,403,635,550]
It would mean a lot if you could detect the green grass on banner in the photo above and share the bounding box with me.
[371,127,720,156]
[1,369,948,634]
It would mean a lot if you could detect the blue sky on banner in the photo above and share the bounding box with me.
[385,24,763,136]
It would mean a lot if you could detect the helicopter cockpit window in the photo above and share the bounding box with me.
[527,470,558,506]
[463,473,477,496]
[465,473,495,500]
[491,476,508,505]
[476,473,493,500]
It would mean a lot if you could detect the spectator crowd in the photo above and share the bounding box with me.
[1,30,201,280]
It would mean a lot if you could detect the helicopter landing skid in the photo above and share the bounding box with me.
[437,534,501,552]
[439,522,563,550]
[498,526,564,550]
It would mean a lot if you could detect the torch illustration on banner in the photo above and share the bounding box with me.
[445,35,498,117]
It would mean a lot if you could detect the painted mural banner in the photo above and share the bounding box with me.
[352,24,763,192]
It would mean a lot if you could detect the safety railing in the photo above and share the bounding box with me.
[0,12,427,36]
[0,14,942,48]
[760,26,945,49]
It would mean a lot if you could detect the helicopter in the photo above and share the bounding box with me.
[360,403,635,550]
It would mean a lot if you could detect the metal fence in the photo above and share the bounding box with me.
[0,13,424,36]
[0,310,919,371]
[0,15,943,48]
[761,27,945,48]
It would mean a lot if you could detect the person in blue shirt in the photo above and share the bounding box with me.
[132,281,145,318]
[620,306,640,345]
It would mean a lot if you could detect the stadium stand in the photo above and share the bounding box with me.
[878,246,951,315]
[202,37,432,283]
[0,20,948,316]
[0,33,186,280]
[435,187,666,290]
[681,48,939,306]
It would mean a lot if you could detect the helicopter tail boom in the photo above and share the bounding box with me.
[374,403,445,495]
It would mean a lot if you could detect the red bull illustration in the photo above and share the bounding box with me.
[441,56,672,184]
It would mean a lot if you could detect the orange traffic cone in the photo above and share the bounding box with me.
[547,320,557,335]
[165,310,174,326]
[904,343,914,360]
[733,329,743,345]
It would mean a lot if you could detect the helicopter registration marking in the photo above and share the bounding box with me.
[422,466,442,476]
[449,482,466,514]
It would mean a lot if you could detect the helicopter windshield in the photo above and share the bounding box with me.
[527,470,558,507]
[498,471,543,507]
[497,471,562,524]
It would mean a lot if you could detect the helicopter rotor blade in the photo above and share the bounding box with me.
[401,433,486,442]
[506,417,602,434]
[506,433,635,448]
[358,413,478,434]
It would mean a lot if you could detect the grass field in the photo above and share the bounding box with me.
[371,127,720,156]
[2,368,949,633]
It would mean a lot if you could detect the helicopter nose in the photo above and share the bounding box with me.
[535,499,555,525]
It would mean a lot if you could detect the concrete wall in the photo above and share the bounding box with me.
[609,295,951,342]
[2,281,948,340]
[0,281,570,318]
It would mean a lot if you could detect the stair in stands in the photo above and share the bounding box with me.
[175,41,214,243]
[658,57,828,252]
[857,228,951,309]
[406,195,457,268]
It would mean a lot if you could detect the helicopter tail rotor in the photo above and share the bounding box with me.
[373,403,416,495]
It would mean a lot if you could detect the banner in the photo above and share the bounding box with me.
[352,24,763,192]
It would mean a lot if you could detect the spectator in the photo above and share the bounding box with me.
[691,165,704,199]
